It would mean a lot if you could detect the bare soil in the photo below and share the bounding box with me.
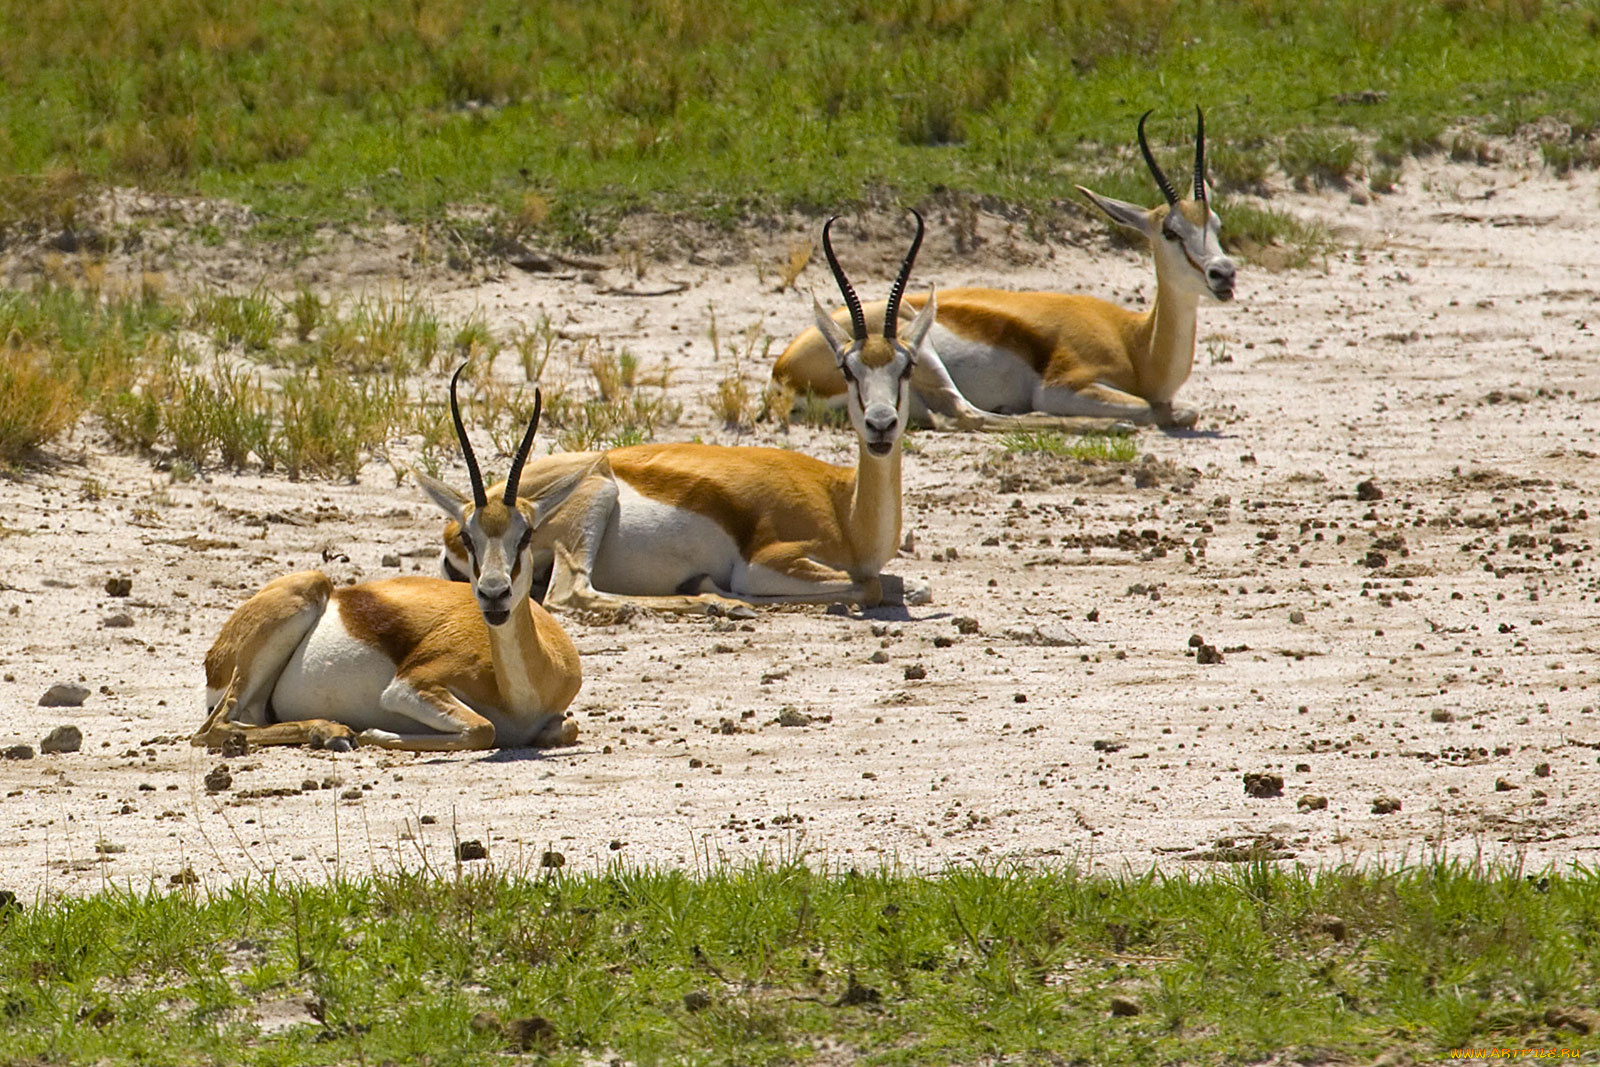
[3,154,1599,899]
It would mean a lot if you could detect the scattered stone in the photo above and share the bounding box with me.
[778,707,812,728]
[220,732,250,758]
[952,616,980,635]
[1242,772,1284,799]
[506,1015,555,1052]
[170,868,199,886]
[1195,644,1223,665]
[40,725,82,755]
[868,650,889,663]
[39,683,90,708]
[340,788,363,800]
[540,850,565,868]
[204,765,232,793]
[836,977,882,1007]
[933,635,953,648]
[455,839,488,861]
[301,778,320,791]
[1013,693,1027,703]
[1181,834,1294,862]
[1355,479,1383,501]
[0,889,17,915]
[683,990,711,1012]
[610,840,624,851]
[1545,1007,1600,1035]
[903,664,926,681]
[1109,996,1143,1017]
[1494,777,1517,792]
[104,577,132,597]
[103,612,135,629]
[1289,609,1305,624]
[419,814,437,824]
[1362,550,1388,568]
[1188,633,1206,648]
[1315,915,1348,942]
[380,553,402,568]
[1534,762,1551,778]
[824,602,850,616]
[1298,795,1329,811]
[1430,709,1455,723]
[1092,739,1126,753]
[3,745,35,761]
[1371,796,1402,815]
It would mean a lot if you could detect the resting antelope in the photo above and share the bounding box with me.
[194,369,582,752]
[435,212,934,615]
[771,108,1236,431]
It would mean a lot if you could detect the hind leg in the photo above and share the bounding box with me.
[194,571,356,750]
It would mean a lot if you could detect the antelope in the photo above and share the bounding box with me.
[771,109,1236,432]
[193,369,582,752]
[434,211,935,615]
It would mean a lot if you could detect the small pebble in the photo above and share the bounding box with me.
[456,840,488,861]
[3,745,35,761]
[540,851,565,868]
[40,725,82,755]
[104,577,132,597]
[103,613,134,629]
[204,766,232,792]
[39,683,90,708]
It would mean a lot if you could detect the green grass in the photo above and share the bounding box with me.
[1,861,1597,1065]
[1002,429,1140,463]
[2,0,1598,250]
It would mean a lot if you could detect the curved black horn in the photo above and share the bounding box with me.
[503,388,542,505]
[883,208,925,342]
[822,215,867,341]
[449,362,487,508]
[1137,109,1179,206]
[1193,106,1207,203]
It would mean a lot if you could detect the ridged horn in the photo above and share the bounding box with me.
[1193,106,1207,203]
[822,215,867,342]
[883,208,925,342]
[449,362,487,509]
[503,388,542,505]
[1137,109,1179,206]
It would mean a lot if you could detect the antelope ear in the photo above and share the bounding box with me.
[812,295,854,363]
[1077,186,1154,237]
[900,288,937,360]
[524,468,588,531]
[415,469,468,524]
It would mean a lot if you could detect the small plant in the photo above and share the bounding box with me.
[1001,429,1137,462]
[0,345,83,463]
[190,288,280,351]
[1375,116,1446,165]
[1279,129,1364,187]
[288,287,323,342]
[792,390,848,430]
[773,238,814,292]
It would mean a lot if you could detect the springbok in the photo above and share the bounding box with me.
[434,211,934,615]
[194,369,582,752]
[771,108,1236,431]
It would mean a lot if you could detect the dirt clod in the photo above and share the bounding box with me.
[1356,479,1384,501]
[1243,772,1284,798]
[104,577,132,597]
[953,616,980,634]
[204,766,232,793]
[170,868,198,885]
[540,850,565,868]
[836,977,882,1007]
[455,840,488,861]
[3,745,34,760]
[1298,795,1329,811]
[903,664,926,680]
[1430,709,1455,723]
[778,708,812,727]
[1195,644,1224,665]
[1371,796,1402,815]
[1109,996,1143,1017]
[683,990,711,1012]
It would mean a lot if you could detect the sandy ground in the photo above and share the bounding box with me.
[3,153,1599,900]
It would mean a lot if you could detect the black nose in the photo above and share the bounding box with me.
[1208,262,1236,288]
[865,411,898,437]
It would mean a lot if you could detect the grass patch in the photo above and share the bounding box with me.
[0,345,85,463]
[1002,429,1139,463]
[0,1,1596,249]
[1,861,1598,1065]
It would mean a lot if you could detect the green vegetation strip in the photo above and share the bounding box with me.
[3,1,1599,246]
[2,862,1597,1065]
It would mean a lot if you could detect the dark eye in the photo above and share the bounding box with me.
[840,364,857,384]
[518,529,533,554]
[1162,226,1181,243]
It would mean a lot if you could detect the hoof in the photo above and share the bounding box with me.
[905,581,933,607]
[537,717,579,748]
[324,737,354,753]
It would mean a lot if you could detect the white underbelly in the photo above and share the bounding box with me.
[931,328,1041,413]
[269,612,412,732]
[591,481,741,595]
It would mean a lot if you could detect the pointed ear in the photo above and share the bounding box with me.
[415,469,468,524]
[900,288,937,360]
[523,468,588,531]
[1077,186,1154,237]
[812,295,854,364]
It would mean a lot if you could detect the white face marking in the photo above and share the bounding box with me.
[1156,204,1236,302]
[840,345,915,456]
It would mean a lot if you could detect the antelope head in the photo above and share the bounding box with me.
[1077,108,1236,303]
[417,366,571,625]
[811,209,936,456]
